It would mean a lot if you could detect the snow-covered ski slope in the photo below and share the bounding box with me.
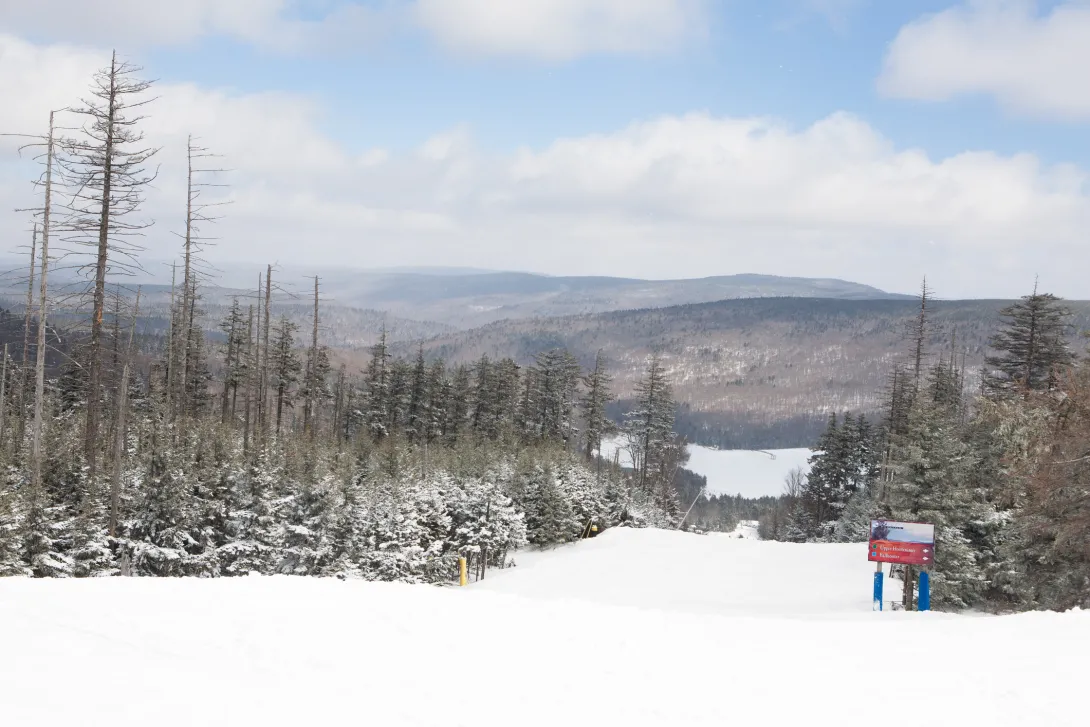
[1,528,1086,727]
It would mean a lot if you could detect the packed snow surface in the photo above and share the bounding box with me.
[601,437,812,497]
[2,528,1085,726]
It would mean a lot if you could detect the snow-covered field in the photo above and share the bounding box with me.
[1,528,1085,726]
[601,437,812,497]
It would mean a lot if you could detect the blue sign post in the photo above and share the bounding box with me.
[873,564,883,611]
[918,571,931,612]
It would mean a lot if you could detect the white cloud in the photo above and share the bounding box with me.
[0,0,704,59]
[878,0,1090,120]
[2,34,1088,299]
[0,0,293,48]
[412,0,706,60]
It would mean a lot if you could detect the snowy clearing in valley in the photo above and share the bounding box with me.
[1,528,1084,726]
[601,437,812,497]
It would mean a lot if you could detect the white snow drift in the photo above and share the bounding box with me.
[0,527,1084,726]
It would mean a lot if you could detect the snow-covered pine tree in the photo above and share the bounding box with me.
[385,358,412,440]
[625,353,677,497]
[443,365,471,444]
[218,448,283,575]
[271,316,302,435]
[886,392,988,610]
[581,350,614,459]
[985,286,1074,397]
[406,346,429,443]
[219,298,247,424]
[471,354,495,438]
[363,328,391,440]
[424,358,447,443]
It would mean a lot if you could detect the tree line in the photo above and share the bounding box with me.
[759,280,1088,612]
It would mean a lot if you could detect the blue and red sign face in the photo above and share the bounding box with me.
[868,520,935,566]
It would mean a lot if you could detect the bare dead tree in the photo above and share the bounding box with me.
[18,225,37,444]
[31,112,58,498]
[173,136,227,421]
[261,264,273,433]
[243,304,254,455]
[60,51,158,480]
[254,273,263,435]
[303,276,320,439]
[165,262,177,418]
[333,363,346,453]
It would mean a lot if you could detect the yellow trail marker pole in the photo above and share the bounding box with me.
[459,557,468,587]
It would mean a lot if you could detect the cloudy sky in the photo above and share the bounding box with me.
[1,0,1087,298]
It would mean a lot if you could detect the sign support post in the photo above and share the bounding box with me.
[873,561,883,611]
[918,570,930,612]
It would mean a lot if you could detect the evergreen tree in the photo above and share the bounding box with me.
[535,349,582,444]
[219,298,247,423]
[271,317,302,434]
[471,354,495,437]
[363,330,391,440]
[443,365,471,444]
[625,353,681,509]
[887,397,988,610]
[406,346,429,443]
[985,287,1074,397]
[301,345,333,439]
[386,358,412,438]
[424,359,447,443]
[581,350,614,459]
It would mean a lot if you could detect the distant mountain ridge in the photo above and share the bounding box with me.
[309,270,911,327]
[0,263,911,332]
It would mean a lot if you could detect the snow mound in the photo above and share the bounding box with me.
[1,528,1086,726]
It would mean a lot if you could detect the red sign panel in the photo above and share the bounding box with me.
[868,520,935,566]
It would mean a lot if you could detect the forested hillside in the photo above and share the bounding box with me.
[399,297,1090,447]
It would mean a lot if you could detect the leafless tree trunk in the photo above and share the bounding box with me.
[19,225,37,445]
[254,273,263,437]
[31,112,56,497]
[221,310,236,425]
[259,264,272,433]
[166,262,176,417]
[174,136,225,420]
[180,138,195,419]
[64,50,157,480]
[243,305,254,454]
[333,364,346,453]
[304,276,320,440]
